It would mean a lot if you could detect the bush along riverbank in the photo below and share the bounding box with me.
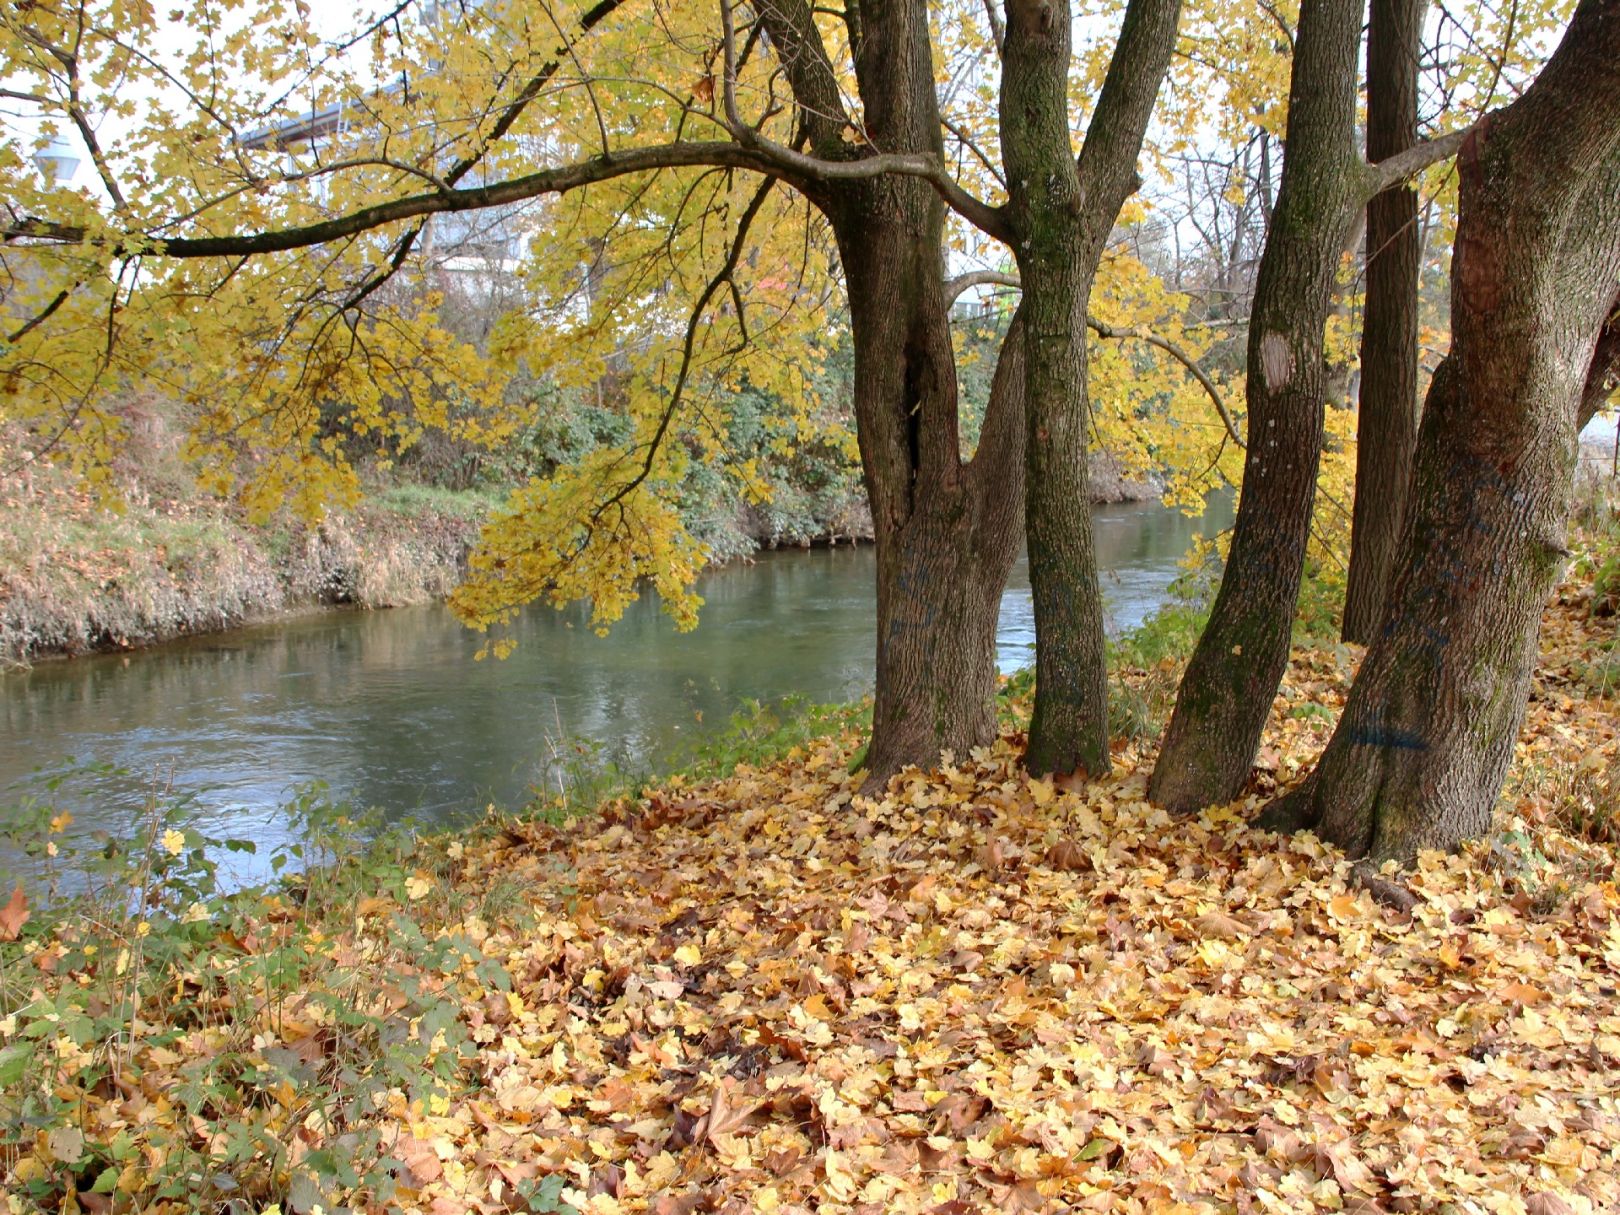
[2,547,1618,1214]
[0,443,1159,669]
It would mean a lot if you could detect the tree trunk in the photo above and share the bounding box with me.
[811,0,1027,784]
[1000,0,1181,778]
[1264,0,1620,862]
[1343,0,1425,644]
[840,215,1028,781]
[1149,0,1365,813]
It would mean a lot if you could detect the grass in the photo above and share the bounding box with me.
[367,482,506,523]
[529,694,874,822]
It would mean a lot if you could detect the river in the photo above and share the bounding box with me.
[1,497,1231,888]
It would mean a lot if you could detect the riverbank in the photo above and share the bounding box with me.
[0,465,495,668]
[0,452,1159,669]
[1,576,1616,1214]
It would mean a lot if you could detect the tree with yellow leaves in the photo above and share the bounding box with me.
[0,0,1232,782]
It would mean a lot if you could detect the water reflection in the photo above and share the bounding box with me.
[1,496,1231,886]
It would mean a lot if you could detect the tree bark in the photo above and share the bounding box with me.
[788,0,1028,784]
[1264,0,1620,862]
[1000,0,1181,778]
[1343,0,1425,644]
[1149,0,1366,813]
[838,213,1028,781]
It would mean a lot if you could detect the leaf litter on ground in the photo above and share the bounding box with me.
[2,594,1618,1215]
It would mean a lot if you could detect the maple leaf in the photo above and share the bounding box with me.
[1525,1194,1574,1215]
[1044,840,1088,872]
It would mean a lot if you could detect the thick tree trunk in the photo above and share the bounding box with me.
[1000,0,1181,778]
[1343,0,1425,644]
[840,214,1027,781]
[1265,0,1620,862]
[1149,0,1365,813]
[814,0,1027,784]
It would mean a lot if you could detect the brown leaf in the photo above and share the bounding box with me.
[994,1179,1049,1212]
[393,1132,442,1184]
[890,1089,930,1113]
[1194,908,1248,940]
[933,1092,989,1134]
[694,1082,761,1144]
[493,1159,538,1188]
[0,884,28,941]
[1500,981,1549,1006]
[763,1146,803,1176]
[588,1164,624,1199]
[1052,767,1090,794]
[692,74,715,104]
[1525,1193,1574,1215]
[1135,1041,1175,1076]
[1045,840,1088,872]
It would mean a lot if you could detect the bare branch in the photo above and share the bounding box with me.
[1578,290,1620,431]
[720,0,747,134]
[588,175,779,528]
[1364,121,1478,196]
[944,268,1019,306]
[6,285,73,343]
[942,116,1007,188]
[980,0,1006,52]
[1089,316,1246,450]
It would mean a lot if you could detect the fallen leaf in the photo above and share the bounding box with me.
[0,885,28,941]
[1045,840,1088,872]
[1525,1193,1573,1215]
[46,1125,84,1165]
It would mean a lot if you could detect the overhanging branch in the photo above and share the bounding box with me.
[12,138,1009,258]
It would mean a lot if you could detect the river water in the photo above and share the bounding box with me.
[1,497,1230,886]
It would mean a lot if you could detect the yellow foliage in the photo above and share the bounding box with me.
[0,0,1573,643]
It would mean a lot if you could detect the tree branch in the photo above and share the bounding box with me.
[1089,315,1246,449]
[941,116,1007,188]
[980,0,1006,52]
[587,175,778,530]
[1363,121,1477,196]
[753,0,853,156]
[1578,291,1620,431]
[942,269,1244,447]
[944,268,1019,306]
[1074,0,1182,246]
[14,137,1009,257]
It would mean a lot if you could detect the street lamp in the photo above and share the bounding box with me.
[32,134,80,185]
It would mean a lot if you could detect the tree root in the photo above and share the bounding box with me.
[1252,779,1318,834]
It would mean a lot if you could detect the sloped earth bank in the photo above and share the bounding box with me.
[3,600,1618,1214]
